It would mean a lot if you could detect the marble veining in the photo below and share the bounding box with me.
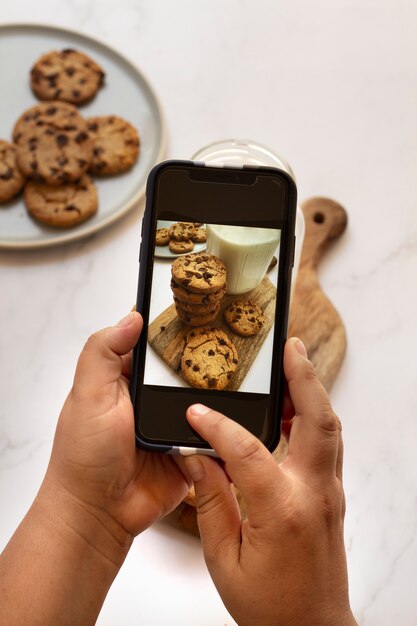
[1,1,417,625]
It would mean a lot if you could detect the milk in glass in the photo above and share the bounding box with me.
[206,225,280,294]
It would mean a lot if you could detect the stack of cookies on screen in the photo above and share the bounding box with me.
[0,48,140,228]
[171,252,226,326]
[155,221,206,254]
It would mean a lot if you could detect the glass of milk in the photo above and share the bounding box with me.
[191,139,305,291]
[206,224,280,294]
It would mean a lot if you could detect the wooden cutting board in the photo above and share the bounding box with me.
[165,196,348,536]
[148,275,276,391]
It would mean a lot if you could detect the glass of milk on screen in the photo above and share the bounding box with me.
[206,224,280,294]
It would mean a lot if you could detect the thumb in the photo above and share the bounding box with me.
[184,455,241,569]
[73,311,143,398]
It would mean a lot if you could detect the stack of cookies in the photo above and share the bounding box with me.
[171,252,226,326]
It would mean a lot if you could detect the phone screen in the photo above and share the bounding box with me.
[133,163,296,450]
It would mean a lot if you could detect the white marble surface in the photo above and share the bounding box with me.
[1,1,417,624]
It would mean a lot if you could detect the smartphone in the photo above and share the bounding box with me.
[130,160,297,455]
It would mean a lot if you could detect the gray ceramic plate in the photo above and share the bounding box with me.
[154,221,206,258]
[0,23,166,249]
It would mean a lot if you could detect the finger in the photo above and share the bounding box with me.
[284,337,341,482]
[184,454,241,568]
[186,405,284,526]
[74,312,143,397]
[121,351,133,379]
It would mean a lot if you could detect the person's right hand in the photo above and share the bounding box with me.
[183,337,357,626]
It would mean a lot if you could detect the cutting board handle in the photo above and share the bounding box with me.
[300,197,348,270]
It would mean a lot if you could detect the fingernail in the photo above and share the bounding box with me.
[189,403,211,416]
[295,338,307,357]
[184,456,206,482]
[116,312,135,328]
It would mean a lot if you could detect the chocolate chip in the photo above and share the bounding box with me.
[30,161,38,171]
[65,67,76,76]
[227,373,232,379]
[56,134,68,147]
[88,122,98,132]
[125,138,138,145]
[185,359,192,367]
[63,124,77,131]
[192,365,200,372]
[208,350,215,356]
[190,332,195,337]
[33,112,40,120]
[50,167,58,175]
[236,307,242,314]
[232,358,238,364]
[249,317,256,323]
[23,115,31,122]
[98,71,105,84]
[77,159,87,167]
[36,120,45,127]
[79,78,87,85]
[225,352,229,359]
[46,107,57,115]
[65,204,80,212]
[57,156,68,166]
[195,273,203,279]
[45,129,55,136]
[249,309,254,314]
[160,326,166,331]
[62,48,75,54]
[219,339,226,345]
[203,272,212,280]
[107,117,115,124]
[75,132,88,143]
[93,147,104,156]
[208,378,217,388]
[58,172,70,183]
[14,132,22,142]
[72,90,81,99]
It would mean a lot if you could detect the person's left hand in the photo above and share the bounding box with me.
[42,311,189,541]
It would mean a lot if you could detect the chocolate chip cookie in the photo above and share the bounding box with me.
[24,174,98,228]
[169,239,194,254]
[168,222,195,241]
[175,303,219,326]
[171,253,226,294]
[86,116,140,175]
[155,227,170,246]
[224,300,265,336]
[0,141,25,203]
[30,49,105,104]
[170,279,226,305]
[13,102,93,185]
[181,327,238,389]
[191,227,206,243]
[173,296,219,315]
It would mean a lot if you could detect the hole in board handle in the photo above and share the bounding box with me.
[313,212,325,224]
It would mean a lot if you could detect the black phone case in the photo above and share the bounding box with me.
[130,160,297,455]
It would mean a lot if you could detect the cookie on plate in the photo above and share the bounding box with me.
[24,174,98,228]
[169,239,194,254]
[170,279,226,305]
[191,227,206,243]
[86,116,140,175]
[30,49,105,104]
[0,140,25,203]
[181,327,238,389]
[224,300,265,336]
[13,102,93,185]
[171,253,226,294]
[155,227,170,246]
[168,222,195,241]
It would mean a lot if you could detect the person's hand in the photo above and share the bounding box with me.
[40,312,189,550]
[183,338,357,626]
